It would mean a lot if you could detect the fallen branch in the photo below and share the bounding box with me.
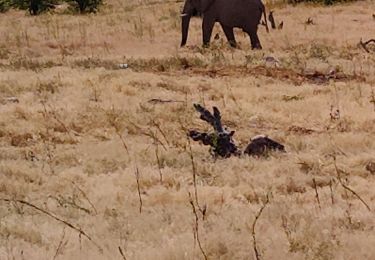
[0,198,102,252]
[148,98,184,104]
[1,97,19,104]
[331,156,371,211]
[251,193,270,260]
[359,38,375,53]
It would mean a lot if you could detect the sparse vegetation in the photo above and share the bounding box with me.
[0,0,374,259]
[0,0,102,14]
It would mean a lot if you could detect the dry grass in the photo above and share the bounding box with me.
[0,0,375,259]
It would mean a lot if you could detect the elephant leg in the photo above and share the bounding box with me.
[221,24,237,48]
[202,17,215,47]
[249,31,262,50]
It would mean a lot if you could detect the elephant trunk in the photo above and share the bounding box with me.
[181,14,191,47]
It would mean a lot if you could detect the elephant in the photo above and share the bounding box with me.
[180,0,269,49]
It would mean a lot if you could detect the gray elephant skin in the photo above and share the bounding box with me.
[180,0,269,49]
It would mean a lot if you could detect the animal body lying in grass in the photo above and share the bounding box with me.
[188,104,285,158]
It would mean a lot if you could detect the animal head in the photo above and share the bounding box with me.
[180,0,214,46]
[181,0,214,16]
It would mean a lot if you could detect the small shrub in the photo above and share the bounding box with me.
[287,0,358,5]
[0,0,102,14]
[0,0,11,12]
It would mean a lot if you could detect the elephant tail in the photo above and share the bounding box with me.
[263,6,269,33]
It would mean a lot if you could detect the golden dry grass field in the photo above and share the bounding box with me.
[0,0,375,259]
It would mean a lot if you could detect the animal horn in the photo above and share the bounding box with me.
[180,13,188,17]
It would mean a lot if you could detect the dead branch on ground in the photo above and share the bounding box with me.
[148,98,184,104]
[359,38,375,53]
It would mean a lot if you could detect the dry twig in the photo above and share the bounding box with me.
[312,178,321,210]
[148,98,184,104]
[53,228,67,260]
[71,181,98,215]
[151,119,170,146]
[155,143,163,183]
[331,156,371,211]
[0,198,103,252]
[118,246,128,260]
[188,192,208,260]
[112,119,143,214]
[359,38,375,53]
[129,122,167,151]
[370,85,375,111]
[329,179,335,205]
[251,193,270,260]
[135,166,143,214]
[187,137,206,218]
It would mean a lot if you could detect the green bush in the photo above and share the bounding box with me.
[0,0,102,14]
[0,0,10,12]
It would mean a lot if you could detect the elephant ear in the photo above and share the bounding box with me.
[200,0,215,12]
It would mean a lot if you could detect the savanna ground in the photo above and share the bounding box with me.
[0,0,375,259]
